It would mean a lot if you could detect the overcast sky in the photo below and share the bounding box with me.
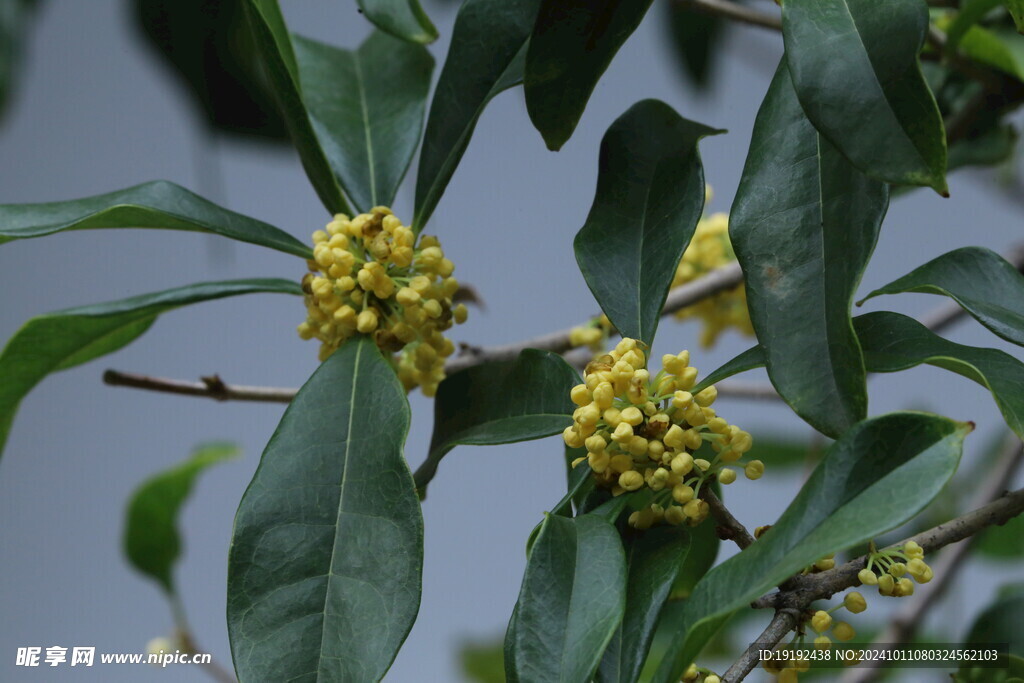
[1,2,1022,681]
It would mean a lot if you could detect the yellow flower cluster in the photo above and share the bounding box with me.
[682,664,720,683]
[562,338,760,529]
[671,212,754,348]
[296,207,468,396]
[764,592,865,680]
[857,541,933,597]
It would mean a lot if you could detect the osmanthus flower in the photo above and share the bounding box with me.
[682,663,721,682]
[670,211,754,348]
[296,207,468,396]
[857,540,933,597]
[764,591,867,681]
[562,338,760,529]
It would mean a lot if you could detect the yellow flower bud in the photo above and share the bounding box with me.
[673,484,695,504]
[665,505,686,525]
[627,435,649,456]
[570,384,591,407]
[609,454,633,474]
[588,451,610,474]
[584,435,607,452]
[814,635,831,650]
[888,562,907,577]
[833,621,855,641]
[877,574,895,596]
[396,287,421,307]
[814,556,835,571]
[844,591,867,614]
[858,568,878,586]
[811,610,832,633]
[563,426,584,448]
[694,386,718,407]
[744,460,765,480]
[718,468,737,484]
[619,470,644,491]
[604,408,622,428]
[903,541,924,560]
[670,452,694,475]
[356,309,379,333]
[694,458,711,472]
[453,303,468,324]
[897,578,914,596]
[611,422,633,443]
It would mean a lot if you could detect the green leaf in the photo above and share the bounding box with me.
[953,23,1024,81]
[417,349,579,493]
[356,0,438,44]
[861,247,1024,348]
[663,0,726,89]
[0,278,302,460]
[597,528,690,683]
[977,513,1024,559]
[0,180,310,257]
[653,411,971,681]
[124,443,240,593]
[294,31,433,212]
[730,63,888,438]
[954,655,1024,683]
[242,0,351,214]
[964,584,1024,656]
[945,0,1003,52]
[0,0,40,120]
[670,513,719,599]
[781,0,948,192]
[574,100,721,346]
[552,456,592,517]
[135,0,288,141]
[459,637,506,683]
[227,336,421,682]
[692,345,768,394]
[855,311,1024,440]
[1010,0,1024,32]
[525,0,656,150]
[413,0,541,232]
[509,513,627,682]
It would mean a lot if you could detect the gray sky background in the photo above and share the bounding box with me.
[1,1,1021,681]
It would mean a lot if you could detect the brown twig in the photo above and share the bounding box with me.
[838,436,1024,683]
[702,485,756,549]
[725,487,1024,681]
[673,0,782,31]
[102,370,296,403]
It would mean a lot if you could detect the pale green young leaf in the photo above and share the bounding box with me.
[0,279,302,460]
[509,514,627,682]
[413,0,541,232]
[730,62,888,438]
[0,181,310,257]
[227,336,421,682]
[124,443,240,594]
[781,0,948,192]
[653,412,970,681]
[356,0,438,44]
[525,0,656,150]
[575,100,721,346]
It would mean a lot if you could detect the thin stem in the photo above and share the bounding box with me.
[728,487,1024,682]
[673,0,782,31]
[838,436,1024,683]
[702,485,756,549]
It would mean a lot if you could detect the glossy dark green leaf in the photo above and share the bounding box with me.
[669,514,719,599]
[856,311,1024,439]
[0,0,40,120]
[692,345,767,394]
[964,584,1024,655]
[862,248,1024,348]
[525,0,656,150]
[0,278,302,460]
[228,336,420,682]
[413,0,541,232]
[552,456,592,517]
[504,607,520,683]
[416,349,579,493]
[575,100,721,345]
[356,0,438,44]
[664,0,725,88]
[953,655,1024,683]
[509,513,627,682]
[242,0,351,214]
[124,443,240,593]
[952,23,1024,82]
[730,63,888,438]
[294,32,433,212]
[597,528,690,683]
[135,0,288,140]
[653,412,971,681]
[0,180,310,257]
[781,0,948,192]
